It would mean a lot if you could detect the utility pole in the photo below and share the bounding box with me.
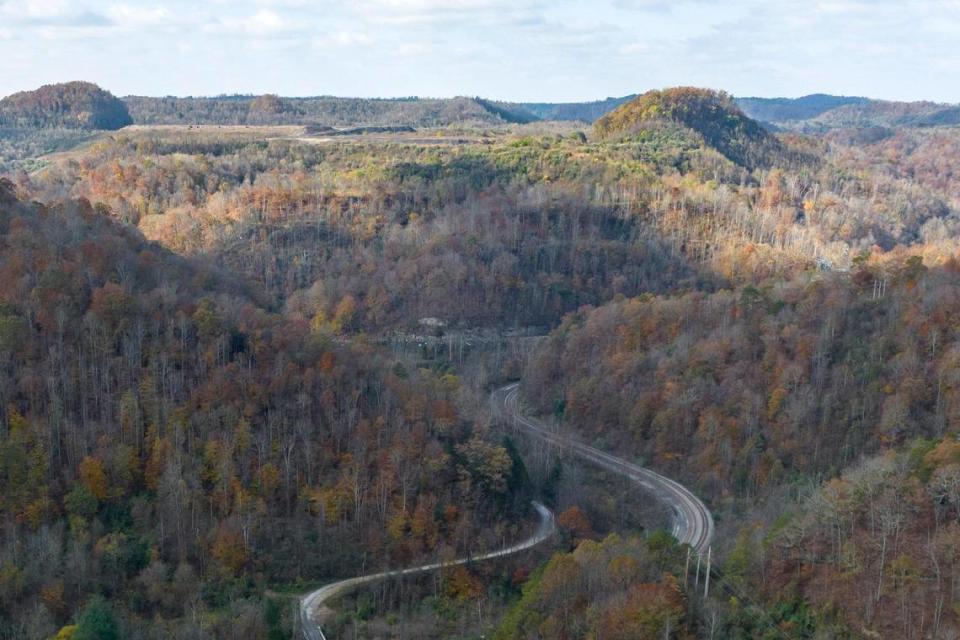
[684,547,691,586]
[704,546,712,599]
[695,552,701,590]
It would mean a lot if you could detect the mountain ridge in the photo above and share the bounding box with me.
[5,82,960,132]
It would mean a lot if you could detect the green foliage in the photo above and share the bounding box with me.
[721,596,853,639]
[907,437,937,481]
[493,564,545,640]
[496,534,690,640]
[264,598,287,640]
[73,596,120,640]
[64,484,99,520]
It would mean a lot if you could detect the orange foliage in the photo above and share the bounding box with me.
[79,456,109,501]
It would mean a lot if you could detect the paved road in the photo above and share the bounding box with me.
[494,382,714,554]
[300,380,713,638]
[300,501,555,640]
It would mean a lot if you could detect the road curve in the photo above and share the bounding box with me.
[494,382,714,555]
[300,501,556,640]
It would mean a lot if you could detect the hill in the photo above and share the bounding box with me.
[737,93,960,132]
[123,93,638,127]
[735,93,870,123]
[0,81,131,130]
[803,99,946,130]
[123,94,532,127]
[594,87,790,169]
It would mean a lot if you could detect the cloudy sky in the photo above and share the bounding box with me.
[1,0,959,102]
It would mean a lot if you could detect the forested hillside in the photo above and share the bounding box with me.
[20,103,957,335]
[513,92,960,639]
[0,179,529,638]
[732,438,960,638]
[123,95,527,128]
[0,83,131,131]
[21,130,705,329]
[524,251,954,501]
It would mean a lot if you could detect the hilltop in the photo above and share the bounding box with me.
[0,81,131,130]
[594,87,788,169]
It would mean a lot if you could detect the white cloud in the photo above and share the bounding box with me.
[3,0,71,20]
[395,42,431,56]
[206,8,289,35]
[2,0,960,102]
[352,0,543,24]
[619,41,652,55]
[253,0,315,6]
[0,0,110,26]
[107,4,170,28]
[314,30,373,48]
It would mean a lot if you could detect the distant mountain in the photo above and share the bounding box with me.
[798,99,946,130]
[910,106,960,127]
[595,87,788,169]
[735,94,870,123]
[0,81,132,130]
[735,94,960,132]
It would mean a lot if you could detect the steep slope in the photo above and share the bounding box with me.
[0,81,131,130]
[524,250,950,506]
[0,180,530,638]
[741,441,960,639]
[594,87,791,169]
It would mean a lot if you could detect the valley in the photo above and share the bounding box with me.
[3,78,960,639]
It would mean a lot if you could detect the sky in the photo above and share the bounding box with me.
[1,0,960,103]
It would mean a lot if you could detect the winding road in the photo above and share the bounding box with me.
[300,502,555,640]
[300,381,714,639]
[494,383,714,554]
